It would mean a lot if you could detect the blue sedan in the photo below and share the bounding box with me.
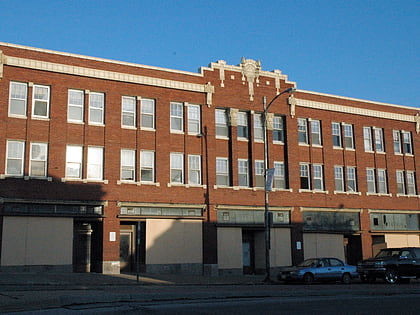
[277,257,359,284]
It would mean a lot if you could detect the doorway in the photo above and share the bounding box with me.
[344,234,362,265]
[120,222,146,273]
[242,231,255,274]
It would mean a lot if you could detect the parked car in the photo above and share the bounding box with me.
[277,257,358,284]
[357,247,420,284]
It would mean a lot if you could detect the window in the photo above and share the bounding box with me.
[9,82,27,116]
[255,160,265,188]
[32,85,50,118]
[366,168,376,193]
[140,150,154,182]
[332,122,341,147]
[313,164,324,190]
[89,92,105,124]
[298,118,308,144]
[121,149,135,181]
[300,163,310,190]
[347,167,357,192]
[65,145,83,179]
[363,127,373,151]
[273,116,285,142]
[254,113,263,141]
[87,147,103,180]
[393,130,402,154]
[374,128,384,152]
[364,126,385,152]
[68,89,84,122]
[237,111,248,139]
[274,161,286,189]
[238,159,249,187]
[215,109,229,137]
[396,170,405,194]
[188,104,201,134]
[170,153,184,184]
[216,157,229,186]
[141,98,155,129]
[343,124,354,149]
[397,170,417,195]
[188,155,201,185]
[377,169,387,193]
[122,96,136,128]
[6,140,25,176]
[310,120,322,145]
[402,132,413,154]
[30,142,48,177]
[170,102,184,132]
[406,171,416,195]
[334,166,344,191]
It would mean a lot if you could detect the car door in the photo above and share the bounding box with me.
[314,258,331,281]
[398,250,416,277]
[327,258,345,280]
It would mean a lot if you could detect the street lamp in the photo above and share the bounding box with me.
[262,87,296,282]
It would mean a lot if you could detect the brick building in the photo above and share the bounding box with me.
[0,42,419,275]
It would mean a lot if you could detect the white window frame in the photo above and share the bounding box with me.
[170,153,184,184]
[396,170,405,194]
[30,142,48,177]
[237,111,249,139]
[238,159,249,187]
[6,140,25,176]
[343,124,354,149]
[346,166,357,192]
[406,171,416,195]
[215,109,229,138]
[363,127,373,152]
[188,154,201,185]
[188,104,201,135]
[32,84,50,119]
[313,164,324,190]
[393,130,402,154]
[170,102,184,133]
[87,147,103,180]
[310,120,322,146]
[300,163,310,190]
[140,98,155,129]
[402,131,413,154]
[89,92,105,125]
[68,89,84,122]
[274,161,286,189]
[377,169,387,194]
[334,166,344,192]
[298,118,308,144]
[255,160,265,188]
[65,145,83,179]
[272,116,285,143]
[254,113,263,141]
[9,81,28,117]
[121,96,136,128]
[120,149,136,181]
[332,122,342,148]
[366,168,376,193]
[374,128,384,152]
[216,157,229,186]
[140,150,155,182]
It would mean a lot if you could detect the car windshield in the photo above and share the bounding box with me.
[375,249,400,258]
[298,259,318,267]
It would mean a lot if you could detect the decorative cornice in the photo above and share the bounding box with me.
[4,54,214,106]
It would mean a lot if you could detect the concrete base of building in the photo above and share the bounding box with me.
[0,264,73,273]
[218,268,243,276]
[146,263,202,275]
[203,264,219,276]
[102,261,120,274]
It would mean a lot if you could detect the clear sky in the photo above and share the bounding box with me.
[1,0,419,107]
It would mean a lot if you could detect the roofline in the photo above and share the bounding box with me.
[297,89,419,111]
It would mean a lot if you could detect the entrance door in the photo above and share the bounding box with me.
[344,235,362,265]
[242,231,255,274]
[120,230,134,272]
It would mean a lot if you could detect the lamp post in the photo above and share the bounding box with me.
[262,87,296,282]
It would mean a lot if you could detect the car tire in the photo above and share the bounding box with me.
[341,273,352,284]
[384,269,399,284]
[303,273,314,285]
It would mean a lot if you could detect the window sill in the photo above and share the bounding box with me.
[273,141,285,145]
[167,183,206,188]
[8,114,27,119]
[344,148,356,151]
[299,189,329,194]
[140,127,156,132]
[170,130,184,135]
[0,174,23,179]
[237,138,249,142]
[121,125,137,130]
[396,193,420,198]
[254,139,264,143]
[32,116,50,121]
[213,185,233,189]
[88,123,105,127]
[298,143,310,147]
[216,136,229,140]
[333,191,361,195]
[24,176,52,181]
[117,180,160,187]
[366,192,392,197]
[61,178,108,184]
[68,120,85,125]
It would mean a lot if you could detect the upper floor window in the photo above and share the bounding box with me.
[140,150,155,182]
[215,109,229,138]
[89,92,105,125]
[30,142,48,177]
[122,96,136,128]
[87,147,104,180]
[120,149,136,181]
[255,160,265,188]
[366,168,376,193]
[141,98,155,129]
[9,82,28,117]
[274,161,286,189]
[273,116,285,143]
[313,164,324,190]
[300,163,310,189]
[300,163,324,191]
[254,113,263,141]
[396,170,417,195]
[364,127,384,152]
[377,169,387,194]
[393,130,413,155]
[238,159,249,187]
[32,85,50,119]
[237,111,249,139]
[335,166,357,192]
[310,120,322,146]
[6,140,25,176]
[343,124,354,149]
[68,89,84,122]
[298,118,308,144]
[188,104,201,135]
[170,102,184,132]
[366,168,387,194]
[216,157,229,186]
[65,145,83,179]
[298,118,322,145]
[188,154,201,185]
[170,153,184,184]
[332,122,342,147]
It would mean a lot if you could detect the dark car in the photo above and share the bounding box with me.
[277,257,358,284]
[357,247,420,284]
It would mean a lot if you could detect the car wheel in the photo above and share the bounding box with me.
[341,273,352,284]
[303,273,314,285]
[360,273,376,283]
[384,269,399,284]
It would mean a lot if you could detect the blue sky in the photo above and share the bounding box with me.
[1,0,419,107]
